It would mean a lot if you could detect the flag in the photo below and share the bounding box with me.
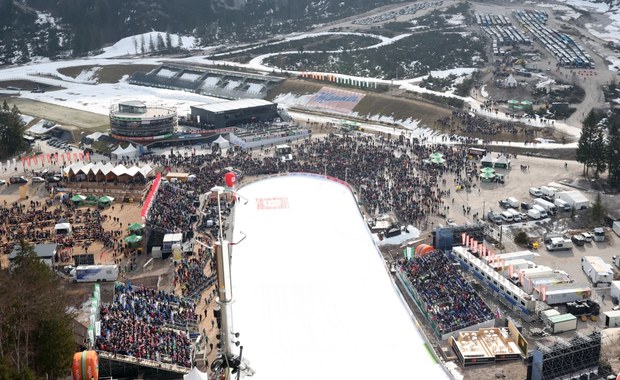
[79,152,84,160]
[495,307,502,319]
[85,152,90,161]
[47,154,51,163]
[462,233,466,246]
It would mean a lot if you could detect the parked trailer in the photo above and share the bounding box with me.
[547,314,577,334]
[71,265,119,283]
[581,256,614,287]
[604,310,620,328]
[534,198,557,215]
[613,221,620,237]
[612,281,620,301]
[533,283,592,305]
[523,272,572,294]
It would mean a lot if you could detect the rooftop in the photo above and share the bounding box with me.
[192,99,273,113]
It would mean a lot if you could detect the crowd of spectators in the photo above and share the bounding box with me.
[138,132,487,228]
[146,183,197,234]
[0,198,121,258]
[400,250,494,335]
[174,247,216,300]
[96,283,197,367]
[436,110,538,142]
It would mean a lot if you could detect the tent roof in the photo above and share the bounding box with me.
[54,222,71,230]
[184,367,209,380]
[214,135,228,143]
[63,161,152,178]
[495,155,509,164]
[481,154,494,163]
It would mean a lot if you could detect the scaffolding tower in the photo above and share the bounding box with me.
[527,331,601,380]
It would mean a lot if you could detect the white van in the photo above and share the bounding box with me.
[532,204,548,218]
[534,198,557,215]
[527,208,541,220]
[529,187,542,197]
[500,211,514,223]
[507,208,521,222]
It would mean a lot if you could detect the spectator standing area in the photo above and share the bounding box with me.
[231,174,450,380]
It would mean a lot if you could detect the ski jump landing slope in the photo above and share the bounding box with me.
[232,173,450,380]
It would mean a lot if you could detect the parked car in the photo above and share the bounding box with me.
[9,176,28,184]
[0,180,6,185]
[521,202,532,210]
[571,235,586,247]
[31,176,45,183]
[581,232,593,243]
[446,218,457,227]
[46,176,62,183]
[487,211,503,225]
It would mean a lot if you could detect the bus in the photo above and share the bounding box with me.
[467,147,487,158]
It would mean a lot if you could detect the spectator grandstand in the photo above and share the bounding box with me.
[129,63,283,99]
[397,250,494,339]
[95,282,197,368]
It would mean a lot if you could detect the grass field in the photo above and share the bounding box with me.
[5,97,109,131]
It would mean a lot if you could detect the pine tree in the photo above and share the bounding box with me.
[140,34,145,55]
[576,110,598,176]
[606,116,620,188]
[156,33,165,52]
[133,36,138,55]
[0,101,27,159]
[148,34,155,53]
[177,35,184,50]
[591,124,607,178]
[165,32,172,52]
[0,241,75,378]
[590,193,606,226]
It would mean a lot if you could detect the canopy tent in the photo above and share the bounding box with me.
[124,234,142,243]
[480,154,494,168]
[111,144,138,159]
[429,152,444,160]
[71,194,86,202]
[430,156,445,165]
[128,223,145,232]
[184,367,209,380]
[213,135,230,149]
[480,167,495,174]
[98,195,115,204]
[479,172,496,182]
[54,223,72,234]
[494,154,511,169]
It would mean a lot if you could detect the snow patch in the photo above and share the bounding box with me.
[95,32,197,58]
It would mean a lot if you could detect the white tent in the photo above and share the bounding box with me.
[213,135,230,149]
[111,144,138,159]
[54,222,72,234]
[183,367,209,380]
[494,154,511,169]
[481,153,494,167]
[504,75,517,88]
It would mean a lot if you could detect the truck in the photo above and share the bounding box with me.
[613,221,620,237]
[529,187,542,197]
[554,198,571,212]
[532,204,548,218]
[593,227,605,242]
[499,197,519,209]
[613,256,620,269]
[533,283,592,305]
[534,198,557,215]
[566,299,600,322]
[71,265,119,283]
[546,237,572,251]
[527,208,541,220]
[540,186,557,199]
[581,256,614,287]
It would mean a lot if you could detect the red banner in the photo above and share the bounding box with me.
[141,173,162,219]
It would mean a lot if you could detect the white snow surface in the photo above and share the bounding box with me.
[95,32,197,58]
[232,174,449,380]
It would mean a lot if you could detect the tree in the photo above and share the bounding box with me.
[576,110,598,176]
[591,124,607,178]
[0,101,28,159]
[140,34,145,55]
[0,241,75,378]
[156,33,165,52]
[177,35,184,50]
[606,116,620,188]
[590,193,606,226]
[165,32,172,52]
[514,230,528,246]
[148,34,155,53]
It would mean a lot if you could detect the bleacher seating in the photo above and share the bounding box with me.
[401,250,494,335]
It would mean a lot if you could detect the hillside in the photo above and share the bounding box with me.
[0,0,403,65]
